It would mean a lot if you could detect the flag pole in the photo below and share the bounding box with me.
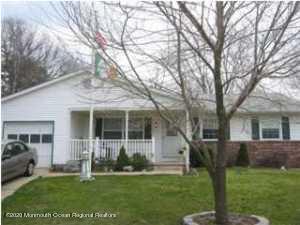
[92,48,96,75]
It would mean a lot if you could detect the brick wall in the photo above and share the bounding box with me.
[203,141,300,168]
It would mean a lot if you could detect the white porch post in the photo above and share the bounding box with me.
[151,136,156,163]
[185,110,192,172]
[88,106,94,172]
[125,110,129,150]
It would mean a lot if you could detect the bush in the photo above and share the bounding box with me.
[235,143,250,167]
[131,153,148,171]
[114,146,130,171]
[95,158,115,172]
[190,146,203,168]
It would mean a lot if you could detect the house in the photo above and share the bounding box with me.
[2,70,300,169]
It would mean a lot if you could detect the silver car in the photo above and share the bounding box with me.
[1,139,38,182]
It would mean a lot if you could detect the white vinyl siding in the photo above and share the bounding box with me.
[289,115,300,140]
[1,74,171,164]
[230,117,252,141]
[3,70,300,166]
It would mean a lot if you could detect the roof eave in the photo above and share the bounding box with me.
[1,70,92,103]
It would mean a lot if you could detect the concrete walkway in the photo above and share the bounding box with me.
[2,169,182,200]
[1,169,48,200]
[2,176,37,200]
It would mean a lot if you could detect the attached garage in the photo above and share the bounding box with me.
[2,121,54,168]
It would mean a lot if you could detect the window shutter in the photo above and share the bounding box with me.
[226,120,230,140]
[282,116,290,140]
[144,118,152,139]
[192,117,200,140]
[95,118,103,138]
[251,118,260,140]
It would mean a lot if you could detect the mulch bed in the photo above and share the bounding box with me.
[192,212,258,225]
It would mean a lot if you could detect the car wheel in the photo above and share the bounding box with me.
[25,162,35,177]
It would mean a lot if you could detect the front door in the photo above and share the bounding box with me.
[162,121,181,159]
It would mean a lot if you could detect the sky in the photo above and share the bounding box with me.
[1,1,54,21]
[1,1,299,99]
[1,1,92,64]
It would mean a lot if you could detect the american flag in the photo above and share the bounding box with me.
[95,32,107,49]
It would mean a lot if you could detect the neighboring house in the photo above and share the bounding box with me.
[2,70,300,169]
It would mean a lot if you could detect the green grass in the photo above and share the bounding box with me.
[2,169,300,225]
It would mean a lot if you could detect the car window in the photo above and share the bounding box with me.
[11,143,27,156]
[18,142,28,151]
[3,143,14,155]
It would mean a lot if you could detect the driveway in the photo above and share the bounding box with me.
[1,168,48,200]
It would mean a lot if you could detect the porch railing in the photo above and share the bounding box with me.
[69,138,155,162]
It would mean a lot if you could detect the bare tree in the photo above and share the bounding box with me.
[49,2,300,225]
[1,17,84,96]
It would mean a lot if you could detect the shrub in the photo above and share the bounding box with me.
[235,143,250,167]
[190,146,203,168]
[114,146,130,171]
[103,159,115,171]
[95,158,115,172]
[131,153,148,171]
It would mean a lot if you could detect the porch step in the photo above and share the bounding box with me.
[153,162,185,172]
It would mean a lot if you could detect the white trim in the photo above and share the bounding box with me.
[260,118,282,140]
[203,139,218,142]
[185,110,191,172]
[125,110,129,149]
[69,107,157,112]
[88,105,94,173]
[2,70,91,103]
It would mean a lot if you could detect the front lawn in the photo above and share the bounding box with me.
[2,169,300,225]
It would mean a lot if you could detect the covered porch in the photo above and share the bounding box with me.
[68,106,191,171]
[69,108,158,163]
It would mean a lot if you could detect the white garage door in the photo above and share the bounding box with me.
[3,121,54,168]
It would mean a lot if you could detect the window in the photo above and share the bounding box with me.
[262,129,279,139]
[103,118,123,139]
[144,118,152,139]
[166,121,177,136]
[129,118,143,139]
[203,118,218,139]
[30,134,40,143]
[7,134,18,140]
[19,134,29,143]
[261,119,280,139]
[3,143,13,156]
[42,134,53,143]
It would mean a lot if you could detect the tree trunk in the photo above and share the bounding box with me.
[213,2,228,225]
[214,120,228,225]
